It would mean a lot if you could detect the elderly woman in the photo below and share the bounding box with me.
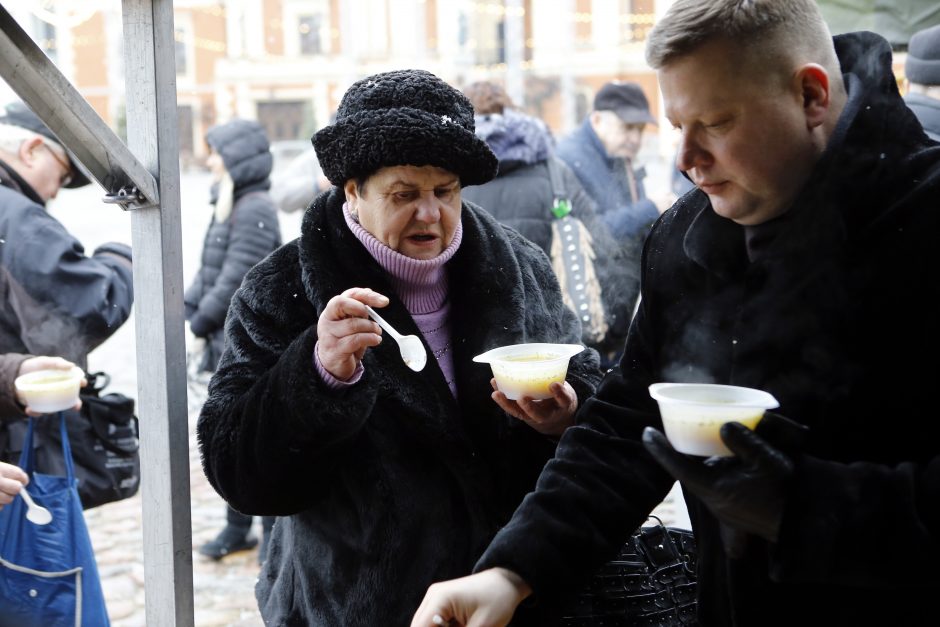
[196,69,602,626]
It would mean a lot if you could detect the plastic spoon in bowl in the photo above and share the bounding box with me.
[365,306,427,372]
[19,487,52,525]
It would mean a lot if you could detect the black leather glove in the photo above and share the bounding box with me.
[754,411,809,457]
[643,416,804,558]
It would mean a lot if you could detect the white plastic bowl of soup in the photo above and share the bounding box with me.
[14,367,84,414]
[648,382,779,457]
[473,343,584,400]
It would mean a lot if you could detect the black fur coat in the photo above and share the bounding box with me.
[196,188,602,626]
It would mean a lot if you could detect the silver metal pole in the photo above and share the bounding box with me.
[120,1,195,625]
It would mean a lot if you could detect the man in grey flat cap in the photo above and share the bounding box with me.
[557,81,661,246]
[0,100,132,369]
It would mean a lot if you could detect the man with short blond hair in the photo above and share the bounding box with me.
[412,0,940,624]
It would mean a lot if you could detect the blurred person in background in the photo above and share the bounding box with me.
[412,0,940,624]
[461,80,640,368]
[904,23,940,141]
[556,81,661,249]
[184,118,281,564]
[270,146,332,214]
[0,101,133,475]
[196,69,603,626]
[0,101,133,369]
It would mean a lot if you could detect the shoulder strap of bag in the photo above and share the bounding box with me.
[16,417,37,473]
[19,414,77,481]
[547,158,572,219]
[57,411,76,482]
[83,371,111,398]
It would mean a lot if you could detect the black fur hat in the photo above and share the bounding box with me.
[312,69,498,187]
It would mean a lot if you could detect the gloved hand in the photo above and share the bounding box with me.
[643,415,805,558]
[753,411,809,457]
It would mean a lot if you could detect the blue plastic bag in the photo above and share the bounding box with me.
[0,414,110,627]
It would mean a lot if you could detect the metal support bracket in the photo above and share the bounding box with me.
[102,186,152,211]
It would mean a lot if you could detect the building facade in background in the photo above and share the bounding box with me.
[6,0,668,168]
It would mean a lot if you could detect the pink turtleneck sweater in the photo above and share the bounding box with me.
[313,204,461,397]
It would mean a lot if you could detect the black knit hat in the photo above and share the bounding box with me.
[312,69,498,187]
[0,101,91,188]
[906,24,940,85]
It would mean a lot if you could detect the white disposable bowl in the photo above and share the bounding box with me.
[473,343,584,400]
[648,382,779,457]
[14,366,84,414]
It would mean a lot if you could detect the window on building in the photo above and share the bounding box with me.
[298,14,323,55]
[257,101,308,142]
[466,6,506,66]
[177,104,194,163]
[175,27,188,75]
[620,0,654,43]
[30,16,57,62]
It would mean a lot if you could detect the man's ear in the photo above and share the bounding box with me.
[797,64,830,129]
[589,110,604,129]
[18,136,45,167]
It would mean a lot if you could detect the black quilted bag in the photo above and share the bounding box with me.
[29,371,140,509]
[560,517,698,626]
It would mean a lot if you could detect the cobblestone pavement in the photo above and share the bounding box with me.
[54,170,690,626]
[85,384,266,627]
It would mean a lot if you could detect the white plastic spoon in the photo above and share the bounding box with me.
[365,306,427,372]
[19,487,53,525]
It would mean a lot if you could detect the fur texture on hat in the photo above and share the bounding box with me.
[312,69,498,187]
[907,24,940,85]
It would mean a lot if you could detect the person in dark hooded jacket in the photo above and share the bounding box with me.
[185,119,282,372]
[196,69,603,626]
[461,82,640,369]
[184,118,281,563]
[412,1,940,625]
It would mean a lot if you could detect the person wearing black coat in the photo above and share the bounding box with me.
[184,118,281,563]
[0,102,132,369]
[555,82,660,248]
[411,2,940,626]
[0,103,132,499]
[196,70,603,626]
[461,85,640,369]
[185,119,282,373]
